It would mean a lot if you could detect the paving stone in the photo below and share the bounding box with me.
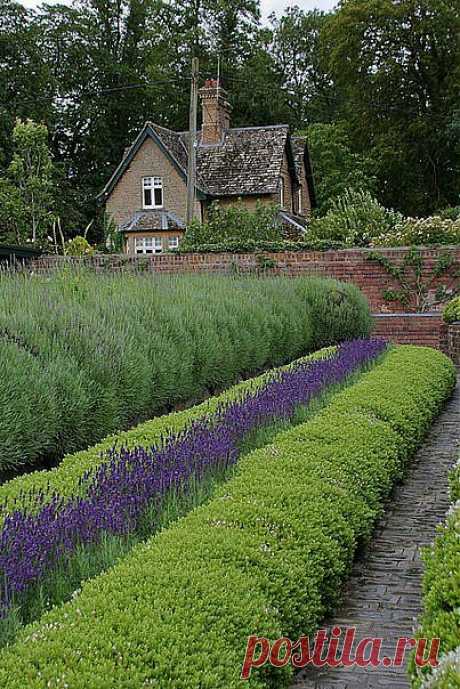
[292,376,460,689]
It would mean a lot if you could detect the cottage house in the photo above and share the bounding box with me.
[97,80,316,254]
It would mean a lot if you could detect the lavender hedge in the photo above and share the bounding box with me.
[0,339,386,623]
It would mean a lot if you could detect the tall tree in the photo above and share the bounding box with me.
[0,119,56,245]
[269,7,338,128]
[0,1,53,168]
[305,122,379,215]
[326,0,460,215]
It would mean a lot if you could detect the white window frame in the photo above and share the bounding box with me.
[135,236,163,254]
[280,177,285,209]
[168,235,179,250]
[142,177,163,209]
[297,186,302,215]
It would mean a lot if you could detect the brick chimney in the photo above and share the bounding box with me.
[199,79,232,145]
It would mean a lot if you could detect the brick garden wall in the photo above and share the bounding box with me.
[372,313,448,351]
[447,322,460,365]
[31,247,459,356]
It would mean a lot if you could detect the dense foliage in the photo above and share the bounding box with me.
[304,123,379,216]
[182,201,284,247]
[308,188,403,246]
[0,271,371,471]
[176,238,346,254]
[372,217,460,248]
[0,341,384,642]
[0,348,336,516]
[443,296,460,324]
[0,345,454,688]
[307,190,460,248]
[0,120,56,246]
[0,0,459,244]
[409,457,460,689]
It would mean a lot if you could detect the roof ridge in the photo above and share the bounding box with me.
[146,122,179,136]
[227,124,289,133]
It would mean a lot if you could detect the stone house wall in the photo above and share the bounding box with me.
[105,137,202,229]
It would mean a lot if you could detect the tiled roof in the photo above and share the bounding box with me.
[149,124,188,175]
[98,122,315,205]
[150,124,291,196]
[120,210,185,232]
[193,125,290,196]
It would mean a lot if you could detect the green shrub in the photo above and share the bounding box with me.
[372,216,460,247]
[0,346,454,689]
[183,200,284,247]
[438,206,460,221]
[0,272,371,472]
[308,188,403,246]
[65,235,95,256]
[409,458,460,689]
[443,296,460,323]
[176,238,346,253]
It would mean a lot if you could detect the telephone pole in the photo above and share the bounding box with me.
[186,57,199,226]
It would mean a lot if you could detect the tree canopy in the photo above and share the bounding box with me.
[0,0,459,244]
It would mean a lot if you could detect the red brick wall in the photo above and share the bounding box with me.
[372,314,448,352]
[447,322,460,365]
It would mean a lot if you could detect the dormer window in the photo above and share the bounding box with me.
[143,177,163,209]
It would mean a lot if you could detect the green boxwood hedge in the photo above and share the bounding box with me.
[409,458,460,689]
[0,346,455,689]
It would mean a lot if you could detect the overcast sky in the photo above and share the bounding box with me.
[20,0,338,21]
[261,0,337,20]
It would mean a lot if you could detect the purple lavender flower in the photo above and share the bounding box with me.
[0,339,386,616]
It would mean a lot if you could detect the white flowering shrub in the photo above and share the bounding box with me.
[308,188,403,246]
[373,216,460,247]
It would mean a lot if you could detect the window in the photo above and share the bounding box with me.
[168,236,179,250]
[280,177,285,209]
[142,177,163,209]
[135,236,163,254]
[297,187,302,215]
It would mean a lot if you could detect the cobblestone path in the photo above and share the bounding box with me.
[292,376,460,689]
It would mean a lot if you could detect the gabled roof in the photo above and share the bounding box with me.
[121,210,185,232]
[98,121,315,204]
[97,123,206,202]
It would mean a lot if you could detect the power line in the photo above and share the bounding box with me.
[1,76,193,108]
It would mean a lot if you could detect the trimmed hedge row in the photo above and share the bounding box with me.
[0,272,371,471]
[175,238,347,253]
[0,346,454,689]
[410,458,460,689]
[0,347,336,521]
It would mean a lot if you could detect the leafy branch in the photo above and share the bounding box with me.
[367,248,459,312]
